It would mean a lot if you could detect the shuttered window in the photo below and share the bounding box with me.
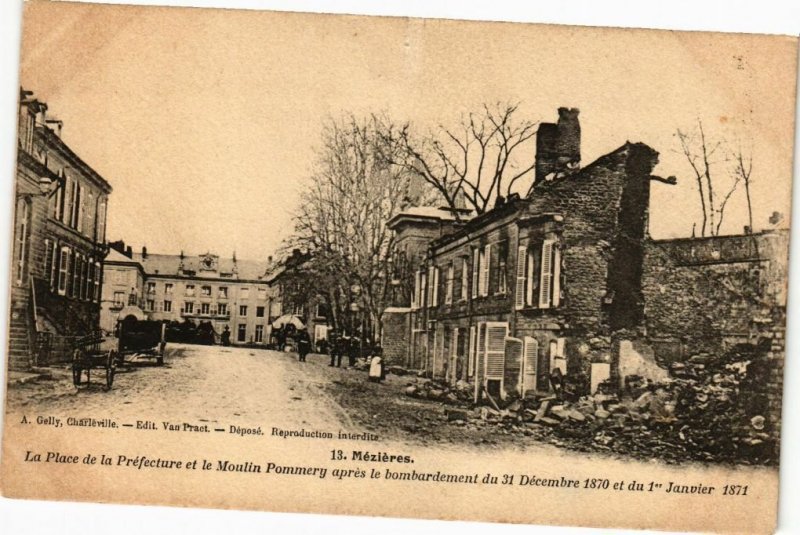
[480,244,491,297]
[539,239,555,308]
[445,263,454,305]
[468,325,477,377]
[471,248,479,300]
[514,244,527,310]
[57,247,70,296]
[484,322,508,381]
[460,257,469,301]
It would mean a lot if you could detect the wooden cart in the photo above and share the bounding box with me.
[72,332,117,390]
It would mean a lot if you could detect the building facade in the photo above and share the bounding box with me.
[384,108,789,403]
[100,244,277,345]
[8,88,112,370]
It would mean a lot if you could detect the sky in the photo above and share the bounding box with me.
[17,1,798,261]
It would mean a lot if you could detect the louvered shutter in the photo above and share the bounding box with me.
[468,325,476,377]
[433,266,439,306]
[514,245,527,310]
[473,323,486,402]
[526,248,535,306]
[471,249,479,299]
[427,265,434,307]
[484,322,507,380]
[521,337,538,394]
[481,244,491,296]
[552,245,561,307]
[539,240,555,308]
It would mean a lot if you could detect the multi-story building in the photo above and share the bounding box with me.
[384,108,789,403]
[100,245,146,333]
[100,244,276,345]
[8,88,112,370]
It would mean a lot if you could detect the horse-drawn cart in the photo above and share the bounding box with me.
[72,332,117,390]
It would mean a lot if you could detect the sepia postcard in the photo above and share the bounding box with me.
[2,1,799,533]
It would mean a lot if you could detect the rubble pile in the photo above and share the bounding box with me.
[404,377,474,404]
[425,345,776,464]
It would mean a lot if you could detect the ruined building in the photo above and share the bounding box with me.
[383,108,788,406]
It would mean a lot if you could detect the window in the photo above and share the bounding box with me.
[14,199,30,287]
[237,324,247,342]
[497,241,508,295]
[147,282,156,294]
[165,283,173,294]
[239,305,248,316]
[256,306,265,318]
[412,271,421,309]
[471,248,479,300]
[255,325,264,343]
[70,253,80,298]
[113,292,125,306]
[94,262,101,302]
[57,247,70,296]
[86,258,94,301]
[97,200,106,243]
[201,285,212,297]
[146,299,154,311]
[128,293,137,306]
[184,302,194,314]
[218,286,228,299]
[427,265,439,307]
[163,300,172,312]
[515,239,561,309]
[218,303,228,316]
[201,303,211,315]
[479,245,491,297]
[49,241,58,292]
[444,262,454,305]
[185,284,195,296]
[460,257,469,301]
[258,287,267,300]
[240,287,250,299]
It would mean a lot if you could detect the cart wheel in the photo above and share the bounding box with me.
[106,366,115,389]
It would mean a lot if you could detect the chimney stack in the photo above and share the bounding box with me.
[45,119,63,138]
[142,246,148,259]
[534,107,581,185]
[126,246,133,258]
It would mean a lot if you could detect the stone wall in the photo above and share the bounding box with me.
[381,308,410,365]
[642,231,788,361]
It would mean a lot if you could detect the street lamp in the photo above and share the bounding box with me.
[17,174,57,199]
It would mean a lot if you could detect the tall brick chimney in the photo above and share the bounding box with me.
[534,107,581,185]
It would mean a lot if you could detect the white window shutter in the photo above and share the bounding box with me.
[514,245,527,310]
[521,337,539,394]
[539,240,554,308]
[468,325,476,377]
[484,322,507,380]
[526,248,535,306]
[471,249,479,300]
[427,266,434,307]
[433,266,439,306]
[482,244,491,296]
[552,245,561,307]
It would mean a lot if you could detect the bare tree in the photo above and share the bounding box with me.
[381,102,539,217]
[732,140,754,233]
[285,114,424,336]
[676,119,742,237]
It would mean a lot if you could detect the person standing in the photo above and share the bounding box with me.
[328,331,339,367]
[297,329,311,362]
